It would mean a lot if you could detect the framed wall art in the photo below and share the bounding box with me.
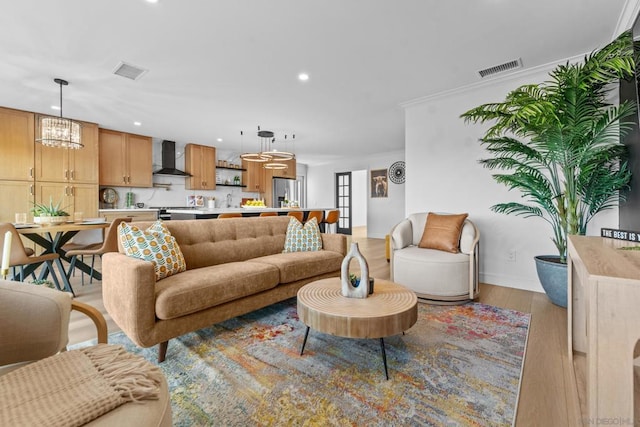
[370,169,388,198]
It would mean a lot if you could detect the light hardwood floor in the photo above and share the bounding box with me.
[67,227,579,426]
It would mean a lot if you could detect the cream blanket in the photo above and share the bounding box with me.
[0,344,163,427]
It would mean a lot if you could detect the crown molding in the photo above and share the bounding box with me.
[399,53,584,108]
[612,0,640,39]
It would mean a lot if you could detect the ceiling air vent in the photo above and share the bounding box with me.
[113,61,148,81]
[478,58,522,78]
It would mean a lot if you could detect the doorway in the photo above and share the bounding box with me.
[351,170,367,238]
[335,172,351,234]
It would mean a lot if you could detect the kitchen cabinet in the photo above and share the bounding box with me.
[242,160,267,193]
[98,129,152,187]
[0,107,35,181]
[271,158,297,179]
[36,182,98,218]
[185,143,216,190]
[100,210,158,222]
[0,180,34,223]
[35,121,99,183]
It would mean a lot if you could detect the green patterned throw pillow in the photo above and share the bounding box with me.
[119,220,186,280]
[283,216,322,253]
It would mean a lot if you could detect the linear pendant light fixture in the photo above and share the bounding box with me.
[36,78,83,149]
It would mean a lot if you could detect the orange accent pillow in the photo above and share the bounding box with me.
[418,212,468,253]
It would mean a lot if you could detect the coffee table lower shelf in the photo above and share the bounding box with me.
[296,277,418,380]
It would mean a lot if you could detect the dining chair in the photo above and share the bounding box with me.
[0,223,67,292]
[64,217,132,285]
[259,212,278,217]
[287,211,304,222]
[322,210,340,233]
[218,213,243,219]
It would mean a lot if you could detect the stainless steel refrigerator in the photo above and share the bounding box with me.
[272,177,303,208]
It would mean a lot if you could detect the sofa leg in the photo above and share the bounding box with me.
[158,341,168,363]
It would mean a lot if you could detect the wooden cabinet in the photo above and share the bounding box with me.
[271,158,297,179]
[568,235,640,423]
[0,180,34,223]
[101,210,157,222]
[185,143,216,190]
[36,182,98,218]
[0,107,34,181]
[98,129,152,187]
[35,121,99,183]
[242,160,267,193]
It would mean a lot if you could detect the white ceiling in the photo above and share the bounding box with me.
[0,0,633,165]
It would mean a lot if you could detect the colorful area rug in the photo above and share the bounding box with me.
[75,299,530,426]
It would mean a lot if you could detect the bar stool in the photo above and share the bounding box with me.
[259,212,278,217]
[287,211,304,222]
[218,213,242,219]
[306,210,324,228]
[322,210,339,233]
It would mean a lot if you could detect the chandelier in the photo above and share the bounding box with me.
[240,127,295,169]
[36,78,83,149]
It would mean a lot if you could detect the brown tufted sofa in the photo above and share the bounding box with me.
[102,215,347,361]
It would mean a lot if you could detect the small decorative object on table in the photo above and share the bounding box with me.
[31,196,70,225]
[1,230,11,279]
[341,242,370,298]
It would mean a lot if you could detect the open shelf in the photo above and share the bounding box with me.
[216,166,246,171]
[216,183,246,188]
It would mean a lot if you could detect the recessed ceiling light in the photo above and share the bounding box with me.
[217,138,223,142]
[51,105,60,110]
[133,121,142,126]
[298,73,309,82]
[146,0,158,3]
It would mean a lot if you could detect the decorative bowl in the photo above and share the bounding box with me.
[34,215,70,225]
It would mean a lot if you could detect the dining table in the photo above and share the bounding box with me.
[16,221,109,293]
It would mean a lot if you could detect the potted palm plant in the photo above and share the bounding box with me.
[461,30,636,307]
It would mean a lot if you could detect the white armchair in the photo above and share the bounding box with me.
[390,212,479,304]
[0,281,172,426]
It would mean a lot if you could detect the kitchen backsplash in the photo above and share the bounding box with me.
[104,145,259,209]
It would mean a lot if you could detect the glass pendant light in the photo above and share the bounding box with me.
[36,78,83,149]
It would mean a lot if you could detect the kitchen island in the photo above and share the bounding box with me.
[167,207,334,221]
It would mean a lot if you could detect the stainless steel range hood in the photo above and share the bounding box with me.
[153,140,191,177]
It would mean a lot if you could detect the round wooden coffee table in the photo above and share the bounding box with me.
[297,277,418,379]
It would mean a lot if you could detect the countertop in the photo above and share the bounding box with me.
[166,207,334,214]
[99,208,159,212]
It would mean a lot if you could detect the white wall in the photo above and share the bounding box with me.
[307,150,405,238]
[403,62,619,292]
[351,170,367,227]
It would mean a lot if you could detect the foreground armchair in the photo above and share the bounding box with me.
[0,281,172,426]
[390,212,479,304]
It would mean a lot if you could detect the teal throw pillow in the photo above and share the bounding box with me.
[283,217,322,253]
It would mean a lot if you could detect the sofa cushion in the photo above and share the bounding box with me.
[250,250,343,284]
[154,261,280,320]
[418,212,468,253]
[127,216,291,270]
[119,221,186,281]
[393,246,471,297]
[283,217,322,253]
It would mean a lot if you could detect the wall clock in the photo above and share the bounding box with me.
[388,161,406,184]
